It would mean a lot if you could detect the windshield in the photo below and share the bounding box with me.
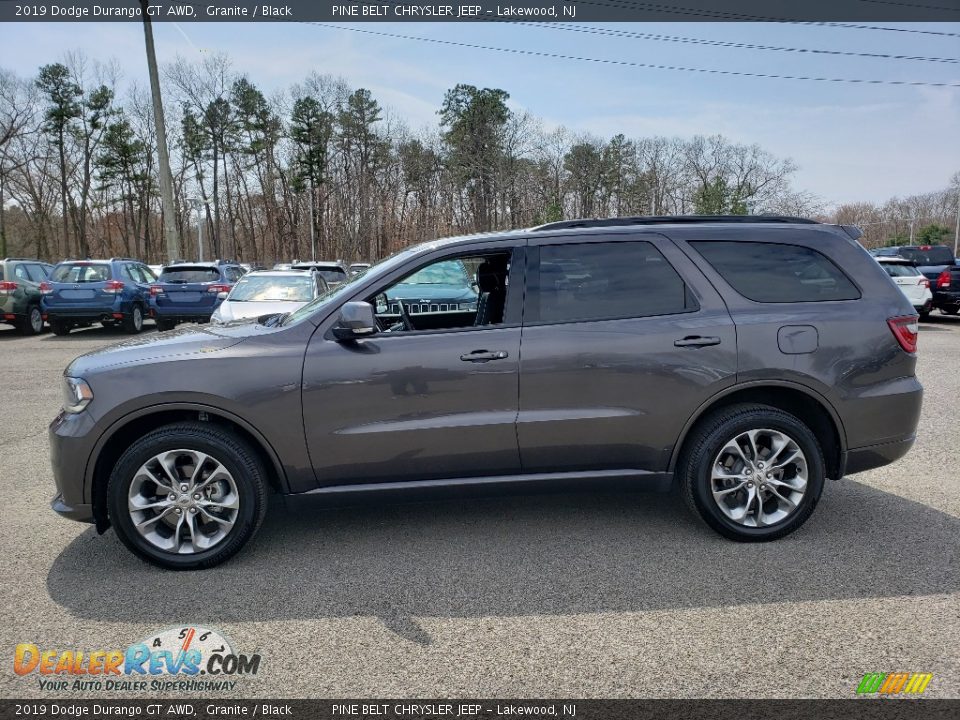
[403,259,469,285]
[230,275,315,302]
[898,247,954,265]
[160,267,221,283]
[52,263,111,283]
[281,245,424,327]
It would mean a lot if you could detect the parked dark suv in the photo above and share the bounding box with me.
[0,257,54,334]
[49,216,923,569]
[148,261,246,331]
[42,258,156,335]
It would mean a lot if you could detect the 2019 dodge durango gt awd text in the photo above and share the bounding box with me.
[49,216,923,569]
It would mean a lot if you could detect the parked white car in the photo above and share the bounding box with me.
[877,257,933,319]
[210,270,328,324]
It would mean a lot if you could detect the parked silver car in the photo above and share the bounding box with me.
[210,270,328,324]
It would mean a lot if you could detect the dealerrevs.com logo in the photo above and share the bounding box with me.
[856,672,934,695]
[14,626,261,692]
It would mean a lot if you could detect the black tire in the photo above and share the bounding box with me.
[678,403,825,542]
[122,304,144,334]
[941,306,960,316]
[919,311,930,321]
[156,319,176,332]
[50,319,71,336]
[19,305,43,335]
[107,422,268,570]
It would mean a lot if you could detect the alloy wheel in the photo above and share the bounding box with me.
[29,307,43,333]
[127,449,240,554]
[710,428,808,527]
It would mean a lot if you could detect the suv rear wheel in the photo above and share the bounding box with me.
[50,319,71,336]
[19,305,43,335]
[679,404,825,541]
[107,422,268,570]
[122,304,144,334]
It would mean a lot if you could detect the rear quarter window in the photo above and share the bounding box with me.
[690,241,861,303]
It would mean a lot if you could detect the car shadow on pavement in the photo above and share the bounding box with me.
[47,480,960,645]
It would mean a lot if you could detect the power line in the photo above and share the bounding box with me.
[566,0,960,37]
[306,23,960,88]
[510,21,960,63]
[855,0,960,13]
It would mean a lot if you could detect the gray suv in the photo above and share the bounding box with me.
[49,216,923,569]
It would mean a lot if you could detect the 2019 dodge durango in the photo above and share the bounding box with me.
[49,216,923,569]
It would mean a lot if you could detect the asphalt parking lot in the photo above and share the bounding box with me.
[1,317,958,699]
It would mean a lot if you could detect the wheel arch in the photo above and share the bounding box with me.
[670,381,847,480]
[88,403,288,532]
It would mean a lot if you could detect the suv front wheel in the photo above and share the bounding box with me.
[679,404,825,541]
[107,422,268,569]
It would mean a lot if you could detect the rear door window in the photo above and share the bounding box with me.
[691,241,860,303]
[532,241,696,324]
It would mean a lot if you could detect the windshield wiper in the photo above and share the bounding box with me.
[263,312,290,328]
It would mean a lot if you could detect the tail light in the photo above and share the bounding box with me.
[149,285,163,296]
[920,277,930,288]
[40,281,53,295]
[936,270,951,289]
[0,281,17,294]
[887,315,919,354]
[207,284,231,294]
[102,280,125,294]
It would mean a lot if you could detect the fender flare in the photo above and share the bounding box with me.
[667,379,848,473]
[84,401,290,504]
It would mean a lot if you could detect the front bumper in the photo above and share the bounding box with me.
[48,409,99,524]
[51,493,94,523]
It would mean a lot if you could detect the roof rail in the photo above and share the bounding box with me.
[530,215,819,232]
[2,257,37,262]
[109,257,138,262]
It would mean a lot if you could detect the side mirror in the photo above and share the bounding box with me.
[332,301,377,340]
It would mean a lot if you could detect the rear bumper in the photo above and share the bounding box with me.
[150,304,215,322]
[43,297,130,321]
[844,435,916,476]
[932,289,960,308]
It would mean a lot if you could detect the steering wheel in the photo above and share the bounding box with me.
[381,300,415,333]
[397,300,415,331]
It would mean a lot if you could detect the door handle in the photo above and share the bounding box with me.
[460,350,509,362]
[674,336,722,348]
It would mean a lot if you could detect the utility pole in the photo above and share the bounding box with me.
[140,0,180,263]
[308,176,316,261]
[190,198,205,261]
[954,183,959,257]
[909,216,915,244]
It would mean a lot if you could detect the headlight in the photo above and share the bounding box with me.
[62,377,93,414]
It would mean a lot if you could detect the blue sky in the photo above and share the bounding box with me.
[1,20,958,205]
